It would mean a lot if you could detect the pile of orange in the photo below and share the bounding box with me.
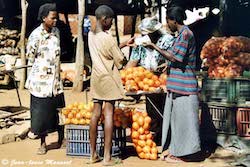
[100,107,132,128]
[131,109,158,160]
[120,67,167,92]
[62,102,94,125]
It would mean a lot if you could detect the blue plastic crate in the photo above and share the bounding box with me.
[66,125,126,157]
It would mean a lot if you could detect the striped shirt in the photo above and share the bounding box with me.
[167,26,198,95]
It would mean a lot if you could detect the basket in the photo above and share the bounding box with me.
[237,108,250,137]
[66,125,126,157]
[201,103,237,134]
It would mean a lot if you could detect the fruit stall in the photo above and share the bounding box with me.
[200,36,250,138]
[60,65,167,160]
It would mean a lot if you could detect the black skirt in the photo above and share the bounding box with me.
[30,93,65,136]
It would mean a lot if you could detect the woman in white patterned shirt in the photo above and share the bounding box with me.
[25,3,65,155]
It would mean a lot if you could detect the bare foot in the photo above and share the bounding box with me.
[102,158,122,166]
[160,150,170,161]
[165,154,186,163]
[86,154,101,164]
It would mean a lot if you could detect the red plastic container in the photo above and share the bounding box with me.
[237,108,250,137]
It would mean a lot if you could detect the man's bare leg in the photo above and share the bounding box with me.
[90,101,102,161]
[103,101,115,164]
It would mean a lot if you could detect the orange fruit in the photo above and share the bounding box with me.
[145,72,153,79]
[143,78,150,85]
[132,122,140,130]
[134,77,141,84]
[136,145,143,153]
[151,147,158,154]
[85,112,92,119]
[137,116,144,126]
[79,118,86,125]
[138,152,145,159]
[126,68,133,74]
[144,116,151,124]
[138,140,146,147]
[152,142,156,147]
[67,112,74,119]
[62,109,70,116]
[148,87,156,92]
[147,79,154,87]
[131,131,139,139]
[139,135,146,140]
[146,133,152,139]
[152,75,158,81]
[132,114,139,122]
[150,153,158,160]
[144,153,151,159]
[65,118,71,124]
[133,139,138,145]
[143,84,149,91]
[142,111,148,117]
[146,139,153,147]
[143,145,151,153]
[154,80,161,87]
[138,127,145,135]
[75,112,83,119]
[143,123,149,130]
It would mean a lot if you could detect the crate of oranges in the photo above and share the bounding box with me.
[120,67,167,94]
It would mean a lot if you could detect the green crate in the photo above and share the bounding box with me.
[235,78,250,106]
[202,79,236,104]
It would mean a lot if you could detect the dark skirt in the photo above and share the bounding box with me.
[30,93,65,136]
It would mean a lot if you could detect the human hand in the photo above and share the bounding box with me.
[142,42,155,49]
[126,37,136,47]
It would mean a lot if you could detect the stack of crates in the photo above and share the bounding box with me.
[66,125,126,157]
[201,78,250,135]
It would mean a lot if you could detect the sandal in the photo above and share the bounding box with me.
[165,154,185,163]
[86,155,102,164]
[37,146,47,155]
[102,158,122,166]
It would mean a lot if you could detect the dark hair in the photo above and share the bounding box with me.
[95,5,114,20]
[37,3,57,22]
[166,6,187,24]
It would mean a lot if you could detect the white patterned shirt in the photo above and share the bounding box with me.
[25,24,63,97]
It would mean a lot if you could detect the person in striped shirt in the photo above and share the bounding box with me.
[143,6,201,162]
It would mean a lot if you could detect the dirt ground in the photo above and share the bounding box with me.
[0,88,239,167]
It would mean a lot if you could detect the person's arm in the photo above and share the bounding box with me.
[26,33,39,67]
[119,36,136,49]
[144,32,189,64]
[125,60,138,69]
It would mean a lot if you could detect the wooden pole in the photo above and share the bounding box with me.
[19,0,28,90]
[73,0,85,92]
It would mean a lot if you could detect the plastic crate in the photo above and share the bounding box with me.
[202,103,237,134]
[66,125,126,157]
[237,108,250,137]
[201,78,235,104]
[235,79,250,106]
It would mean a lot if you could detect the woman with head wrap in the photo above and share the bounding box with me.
[25,3,65,155]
